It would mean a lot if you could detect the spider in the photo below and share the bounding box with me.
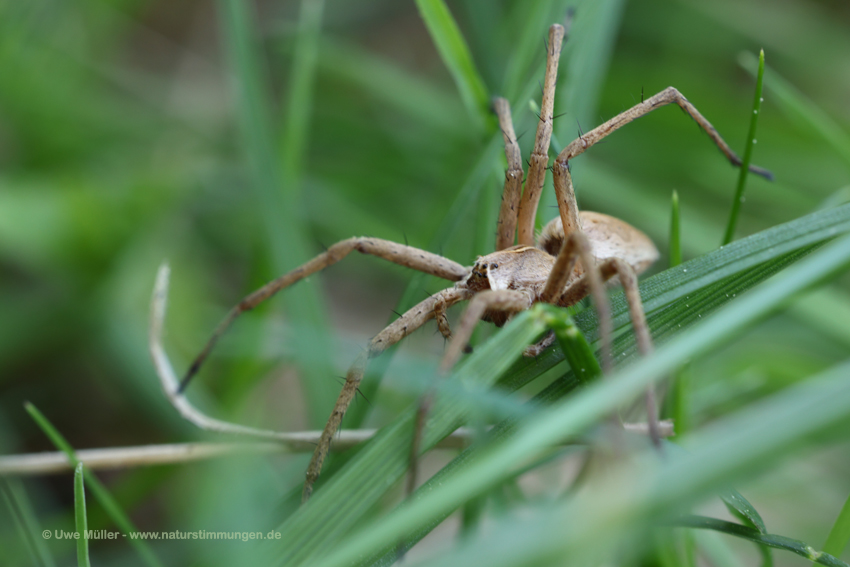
[177,23,770,504]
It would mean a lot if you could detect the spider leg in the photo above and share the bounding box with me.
[434,293,453,340]
[303,286,470,502]
[551,86,773,242]
[493,97,524,251]
[523,331,555,357]
[559,257,660,445]
[516,24,566,246]
[407,289,533,494]
[180,237,468,392]
[540,231,611,368]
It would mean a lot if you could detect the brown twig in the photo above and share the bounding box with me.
[0,421,671,476]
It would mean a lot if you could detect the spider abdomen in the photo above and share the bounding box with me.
[538,212,659,276]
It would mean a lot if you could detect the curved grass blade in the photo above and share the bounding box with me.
[24,403,163,567]
[722,489,767,534]
[74,462,92,567]
[415,0,490,127]
[539,304,601,385]
[723,488,773,566]
[674,516,847,567]
[400,358,850,567]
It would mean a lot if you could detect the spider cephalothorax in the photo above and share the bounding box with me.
[173,21,770,504]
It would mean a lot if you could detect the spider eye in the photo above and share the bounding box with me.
[491,263,499,269]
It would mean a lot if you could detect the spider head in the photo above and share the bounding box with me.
[465,257,497,292]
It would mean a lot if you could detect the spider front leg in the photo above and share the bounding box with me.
[551,86,772,238]
[179,237,468,393]
[172,234,471,503]
[493,97,524,251]
[515,24,566,247]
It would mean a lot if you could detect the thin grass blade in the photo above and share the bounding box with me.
[723,49,765,245]
[24,403,163,567]
[415,0,490,127]
[739,52,850,171]
[675,516,846,567]
[74,462,92,567]
[216,0,336,425]
[1,480,56,567]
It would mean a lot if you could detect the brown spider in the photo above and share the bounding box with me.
[177,23,770,504]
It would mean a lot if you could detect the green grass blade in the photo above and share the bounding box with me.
[317,38,466,133]
[723,49,765,245]
[74,462,92,567]
[722,489,767,534]
[539,304,601,384]
[416,356,850,566]
[415,0,490,127]
[723,489,773,565]
[217,0,335,426]
[280,0,323,186]
[24,403,163,567]
[1,480,57,567]
[823,493,850,560]
[675,516,846,567]
[670,190,682,267]
[666,189,691,438]
[499,0,558,101]
[740,52,850,171]
[304,231,850,567]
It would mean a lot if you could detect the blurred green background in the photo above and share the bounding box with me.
[1,0,849,565]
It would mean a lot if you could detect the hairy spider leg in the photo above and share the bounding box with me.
[551,85,773,254]
[179,237,468,393]
[493,97,524,251]
[515,24,566,247]
[546,85,773,444]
